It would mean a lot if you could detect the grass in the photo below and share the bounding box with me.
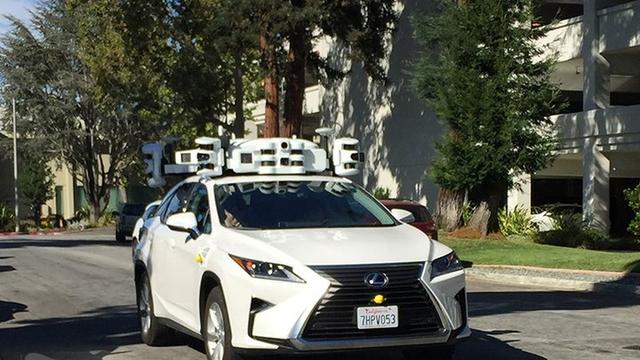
[440,235,640,273]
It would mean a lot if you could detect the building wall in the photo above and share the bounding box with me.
[319,0,442,207]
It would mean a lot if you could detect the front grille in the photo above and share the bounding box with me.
[301,263,442,340]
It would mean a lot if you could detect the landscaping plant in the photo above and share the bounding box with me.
[623,183,640,236]
[373,187,391,200]
[0,202,15,232]
[533,211,639,251]
[498,206,536,237]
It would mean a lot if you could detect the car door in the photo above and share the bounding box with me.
[149,182,195,323]
[168,183,213,330]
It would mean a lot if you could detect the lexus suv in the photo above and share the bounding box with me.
[133,175,469,360]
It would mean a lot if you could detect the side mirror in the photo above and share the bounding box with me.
[391,208,416,224]
[166,212,200,239]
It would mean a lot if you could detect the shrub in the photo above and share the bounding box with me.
[531,211,636,250]
[624,184,640,235]
[0,202,15,232]
[98,211,117,226]
[74,207,90,221]
[461,202,475,227]
[373,187,391,200]
[498,206,536,236]
[534,228,605,249]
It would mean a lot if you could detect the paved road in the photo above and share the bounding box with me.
[1,229,639,360]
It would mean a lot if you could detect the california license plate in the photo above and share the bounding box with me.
[356,306,399,329]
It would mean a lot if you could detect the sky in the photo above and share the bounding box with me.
[0,0,38,35]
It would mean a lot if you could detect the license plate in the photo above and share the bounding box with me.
[356,306,399,329]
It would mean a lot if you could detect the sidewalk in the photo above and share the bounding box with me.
[467,265,640,295]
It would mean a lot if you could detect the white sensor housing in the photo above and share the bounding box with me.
[332,138,364,177]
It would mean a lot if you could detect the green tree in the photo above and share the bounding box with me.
[115,0,398,138]
[110,0,262,138]
[18,157,54,227]
[0,0,160,224]
[412,0,564,235]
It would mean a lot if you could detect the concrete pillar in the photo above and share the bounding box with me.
[581,0,611,233]
[507,173,532,213]
[583,0,610,111]
[582,130,610,232]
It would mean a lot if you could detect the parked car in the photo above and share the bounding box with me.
[381,199,438,240]
[115,203,146,242]
[131,201,162,257]
[133,175,467,360]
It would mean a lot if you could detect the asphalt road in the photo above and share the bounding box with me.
[1,228,639,360]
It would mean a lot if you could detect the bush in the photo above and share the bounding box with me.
[624,184,640,235]
[461,202,475,227]
[498,206,536,236]
[373,187,391,200]
[98,211,117,226]
[74,207,90,221]
[532,211,639,250]
[0,202,15,232]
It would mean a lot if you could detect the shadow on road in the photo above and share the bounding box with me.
[0,300,28,323]
[454,329,546,360]
[0,305,142,359]
[0,239,128,250]
[469,289,638,317]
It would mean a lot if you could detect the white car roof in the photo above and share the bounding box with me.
[180,174,352,186]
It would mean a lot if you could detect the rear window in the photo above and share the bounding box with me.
[385,203,432,222]
[409,206,432,222]
[122,204,146,216]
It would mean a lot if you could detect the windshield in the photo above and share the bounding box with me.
[214,181,397,230]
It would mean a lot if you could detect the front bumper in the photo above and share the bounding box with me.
[223,259,468,352]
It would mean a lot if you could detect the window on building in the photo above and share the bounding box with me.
[533,1,583,27]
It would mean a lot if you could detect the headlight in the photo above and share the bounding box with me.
[230,255,304,283]
[430,252,464,279]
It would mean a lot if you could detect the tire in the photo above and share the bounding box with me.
[115,230,126,243]
[202,287,242,360]
[137,273,172,345]
[403,345,455,360]
[131,237,138,259]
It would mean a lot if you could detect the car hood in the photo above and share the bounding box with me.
[229,224,438,266]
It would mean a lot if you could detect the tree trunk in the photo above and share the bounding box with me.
[89,201,100,225]
[232,48,245,138]
[282,27,306,138]
[33,206,41,228]
[467,182,507,236]
[436,187,464,232]
[260,29,279,138]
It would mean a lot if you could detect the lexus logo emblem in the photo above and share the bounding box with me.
[364,272,389,289]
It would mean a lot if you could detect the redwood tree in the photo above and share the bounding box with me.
[412,0,564,235]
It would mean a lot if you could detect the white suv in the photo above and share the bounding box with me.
[133,174,469,360]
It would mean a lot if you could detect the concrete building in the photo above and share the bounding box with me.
[509,0,640,235]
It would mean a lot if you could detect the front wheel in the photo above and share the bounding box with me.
[137,273,172,345]
[202,287,241,360]
[403,345,455,360]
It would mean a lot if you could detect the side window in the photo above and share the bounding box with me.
[162,183,195,223]
[187,184,212,234]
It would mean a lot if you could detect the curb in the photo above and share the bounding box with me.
[466,265,640,295]
[0,230,65,236]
